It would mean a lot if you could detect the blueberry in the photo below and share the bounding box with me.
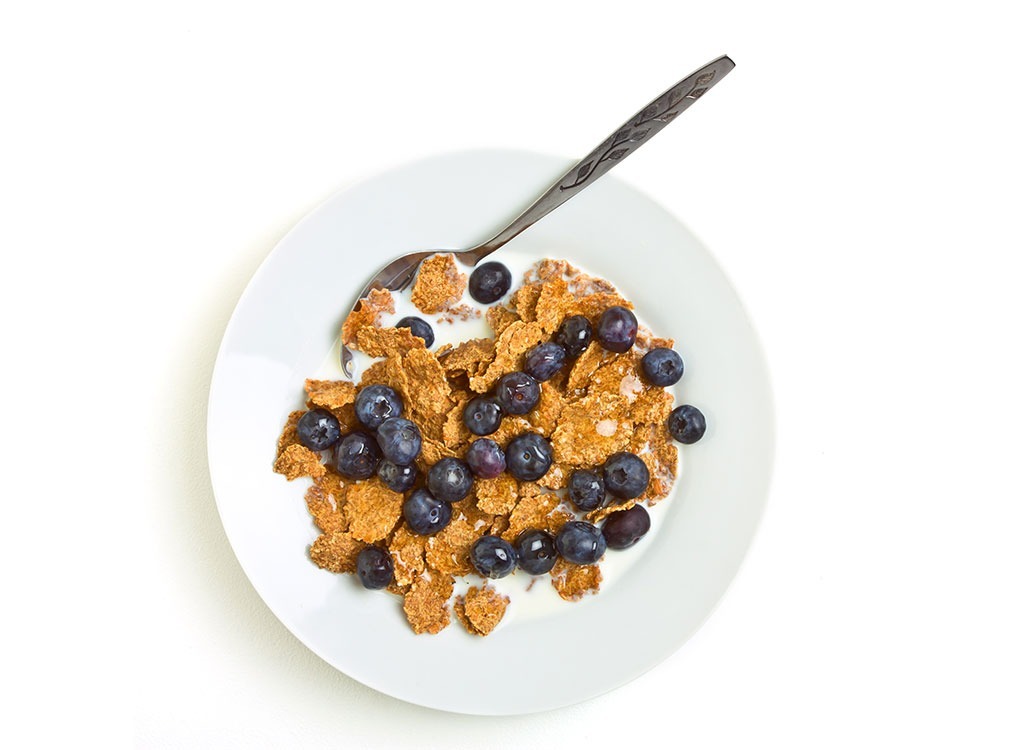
[668,404,706,444]
[641,348,684,387]
[596,306,638,353]
[469,535,518,578]
[602,452,650,500]
[377,459,418,492]
[402,488,453,535]
[468,261,512,304]
[523,342,567,382]
[514,528,558,575]
[463,397,503,436]
[356,546,394,589]
[567,469,605,511]
[395,316,435,348]
[375,417,422,465]
[465,438,506,479]
[495,371,540,415]
[601,505,651,550]
[333,432,382,479]
[555,521,607,565]
[295,408,341,451]
[505,432,553,481]
[354,384,403,430]
[427,457,474,503]
[555,315,594,358]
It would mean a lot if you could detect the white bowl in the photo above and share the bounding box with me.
[207,149,775,715]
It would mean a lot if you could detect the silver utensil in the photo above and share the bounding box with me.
[340,54,734,377]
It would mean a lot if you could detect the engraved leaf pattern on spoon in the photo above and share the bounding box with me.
[559,67,719,191]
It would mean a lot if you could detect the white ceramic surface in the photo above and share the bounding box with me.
[207,149,775,715]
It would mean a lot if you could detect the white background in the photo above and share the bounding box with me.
[2,1,1017,747]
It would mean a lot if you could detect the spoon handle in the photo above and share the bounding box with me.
[460,55,735,265]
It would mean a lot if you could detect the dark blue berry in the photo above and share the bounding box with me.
[505,432,553,481]
[641,348,684,386]
[427,457,474,503]
[523,342,567,382]
[596,306,638,353]
[468,261,512,304]
[463,396,503,436]
[470,535,518,578]
[555,521,606,565]
[375,417,422,465]
[333,432,382,479]
[668,404,706,444]
[567,469,605,511]
[354,384,403,430]
[402,489,453,535]
[495,371,540,415]
[377,459,418,492]
[295,408,341,451]
[601,505,651,550]
[356,546,394,589]
[602,452,650,499]
[465,438,506,479]
[555,315,594,358]
[395,316,435,348]
[515,528,558,575]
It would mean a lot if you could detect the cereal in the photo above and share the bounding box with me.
[585,499,636,524]
[469,320,545,393]
[273,444,326,481]
[457,585,510,636]
[345,479,403,543]
[403,570,455,634]
[276,410,305,458]
[355,326,425,359]
[410,254,466,314]
[274,257,685,636]
[305,472,350,533]
[304,379,357,412]
[485,305,520,336]
[550,558,602,601]
[389,524,428,586]
[341,288,395,346]
[309,531,365,574]
[474,475,519,516]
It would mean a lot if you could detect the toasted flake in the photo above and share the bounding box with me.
[503,492,560,542]
[510,283,543,322]
[305,472,350,532]
[487,415,533,447]
[540,463,569,491]
[355,326,425,358]
[552,394,633,466]
[441,394,473,451]
[550,558,602,601]
[410,254,466,314]
[534,277,574,334]
[532,258,580,282]
[273,444,326,481]
[543,507,574,534]
[585,499,636,524]
[631,386,673,425]
[529,382,564,436]
[460,585,509,636]
[276,410,305,458]
[440,338,496,378]
[358,356,411,404]
[403,348,453,440]
[634,326,675,353]
[425,510,479,576]
[341,288,395,346]
[485,306,520,336]
[304,379,357,412]
[389,523,428,586]
[403,570,455,634]
[418,436,456,468]
[630,423,678,504]
[566,342,608,393]
[470,320,545,392]
[571,292,633,320]
[345,479,403,543]
[309,531,365,574]
[474,474,519,515]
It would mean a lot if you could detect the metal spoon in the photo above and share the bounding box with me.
[340,54,734,377]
